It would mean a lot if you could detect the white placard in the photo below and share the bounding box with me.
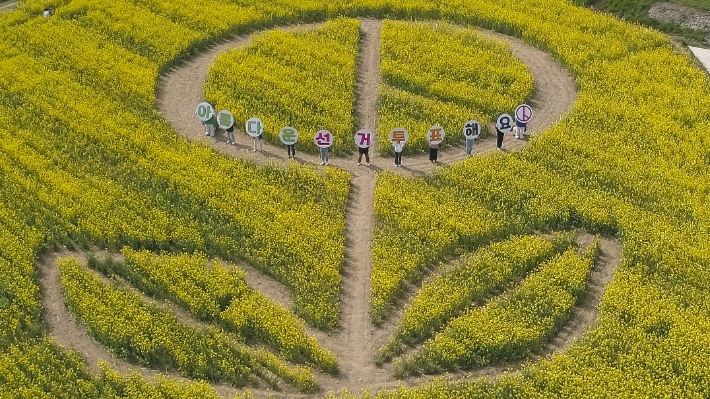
[217,110,235,128]
[354,129,373,148]
[427,125,445,145]
[496,114,514,133]
[245,117,263,138]
[314,130,333,148]
[279,126,298,145]
[515,104,533,125]
[195,102,215,122]
[388,128,409,146]
[463,120,481,140]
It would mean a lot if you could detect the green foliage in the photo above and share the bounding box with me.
[577,0,708,44]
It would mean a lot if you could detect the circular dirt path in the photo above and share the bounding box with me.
[156,19,577,175]
[40,16,584,399]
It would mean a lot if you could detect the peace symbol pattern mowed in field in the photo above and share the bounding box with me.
[39,16,614,396]
[3,0,706,397]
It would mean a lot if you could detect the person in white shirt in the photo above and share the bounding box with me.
[514,118,527,140]
[43,7,53,17]
[393,142,403,167]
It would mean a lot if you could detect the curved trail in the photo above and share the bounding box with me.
[41,16,583,399]
[37,249,243,398]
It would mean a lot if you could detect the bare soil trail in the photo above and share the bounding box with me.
[325,18,394,392]
[541,233,622,356]
[40,16,592,399]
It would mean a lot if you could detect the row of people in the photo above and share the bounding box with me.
[196,103,533,167]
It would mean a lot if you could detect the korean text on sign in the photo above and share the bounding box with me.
[355,129,373,148]
[314,130,333,148]
[280,126,299,145]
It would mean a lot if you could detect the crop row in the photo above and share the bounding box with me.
[370,171,519,324]
[0,337,225,398]
[393,243,599,376]
[59,256,318,393]
[88,249,338,373]
[377,233,575,362]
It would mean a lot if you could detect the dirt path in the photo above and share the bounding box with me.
[689,46,710,75]
[325,18,390,391]
[38,249,132,376]
[0,1,17,12]
[542,233,621,356]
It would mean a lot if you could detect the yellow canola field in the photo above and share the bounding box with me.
[376,233,574,363]
[206,18,360,156]
[88,249,339,374]
[377,20,533,155]
[59,256,319,393]
[0,0,709,396]
[393,244,599,376]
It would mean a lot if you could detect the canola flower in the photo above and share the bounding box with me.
[88,249,338,373]
[205,18,360,155]
[377,233,575,362]
[58,256,318,393]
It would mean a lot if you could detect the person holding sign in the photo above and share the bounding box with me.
[463,120,480,157]
[280,126,298,159]
[314,130,333,166]
[355,129,372,166]
[496,114,513,151]
[204,115,217,137]
[389,128,408,167]
[195,102,216,137]
[217,110,236,145]
[427,126,444,164]
[246,117,264,152]
[514,104,533,140]
[225,124,235,145]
